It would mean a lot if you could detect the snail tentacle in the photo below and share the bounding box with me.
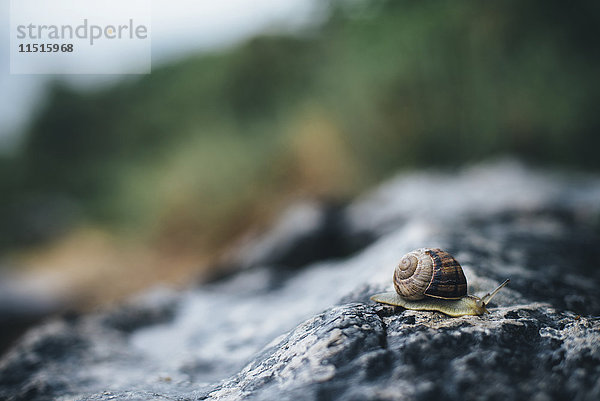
[481,279,510,305]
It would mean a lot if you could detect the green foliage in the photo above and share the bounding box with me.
[2,0,600,249]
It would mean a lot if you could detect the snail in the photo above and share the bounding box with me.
[370,248,509,317]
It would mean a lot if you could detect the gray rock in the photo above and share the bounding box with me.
[218,201,372,273]
[0,272,66,356]
[1,160,599,401]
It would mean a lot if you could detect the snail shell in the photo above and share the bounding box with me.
[394,248,467,300]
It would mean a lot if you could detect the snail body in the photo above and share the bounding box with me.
[370,248,509,317]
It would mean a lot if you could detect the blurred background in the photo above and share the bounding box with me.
[1,0,600,353]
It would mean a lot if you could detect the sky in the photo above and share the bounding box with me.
[0,0,319,149]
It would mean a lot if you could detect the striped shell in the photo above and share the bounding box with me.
[393,248,467,300]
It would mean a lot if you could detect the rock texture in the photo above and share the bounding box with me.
[1,160,599,401]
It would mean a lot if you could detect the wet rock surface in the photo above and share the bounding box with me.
[1,161,599,401]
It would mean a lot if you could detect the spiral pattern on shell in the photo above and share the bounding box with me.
[395,254,418,279]
[393,248,467,300]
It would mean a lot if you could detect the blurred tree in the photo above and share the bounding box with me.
[1,0,599,252]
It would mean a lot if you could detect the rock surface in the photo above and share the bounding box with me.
[1,160,599,401]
